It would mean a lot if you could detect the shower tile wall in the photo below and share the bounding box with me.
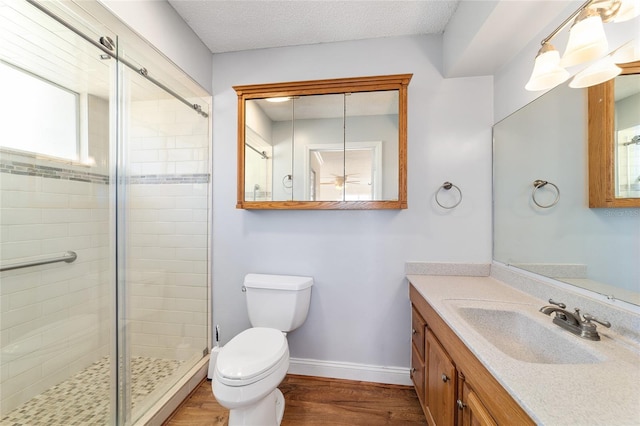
[126,98,209,361]
[0,97,111,415]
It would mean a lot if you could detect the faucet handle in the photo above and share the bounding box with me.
[548,299,566,309]
[583,313,611,328]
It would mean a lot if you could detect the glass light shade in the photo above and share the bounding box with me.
[613,0,640,22]
[569,56,622,88]
[612,39,640,63]
[525,46,570,91]
[561,12,608,67]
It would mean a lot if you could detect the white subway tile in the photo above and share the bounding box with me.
[1,174,42,192]
[148,209,188,222]
[175,248,207,261]
[2,223,66,242]
[192,209,208,222]
[171,273,206,287]
[175,161,207,174]
[132,222,176,235]
[1,208,43,225]
[129,196,175,210]
[174,196,207,209]
[7,351,47,381]
[140,137,169,150]
[1,241,44,261]
[156,235,206,249]
[42,208,91,224]
[0,271,43,296]
[174,222,205,235]
[179,133,207,148]
[130,149,159,163]
[2,304,43,329]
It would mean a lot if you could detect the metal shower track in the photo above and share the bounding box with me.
[25,0,209,118]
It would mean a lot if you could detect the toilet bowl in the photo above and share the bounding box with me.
[212,328,289,424]
[211,273,313,426]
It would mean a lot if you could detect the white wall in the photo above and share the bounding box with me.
[100,0,213,93]
[212,35,493,373]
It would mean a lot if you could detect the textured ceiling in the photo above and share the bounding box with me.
[168,0,460,54]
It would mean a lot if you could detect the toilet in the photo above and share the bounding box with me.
[212,273,313,426]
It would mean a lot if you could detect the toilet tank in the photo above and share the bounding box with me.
[243,273,313,332]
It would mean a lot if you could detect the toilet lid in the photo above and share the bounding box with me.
[216,327,288,383]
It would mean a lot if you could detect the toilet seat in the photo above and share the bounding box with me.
[216,327,287,387]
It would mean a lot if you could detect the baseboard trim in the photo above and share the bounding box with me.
[288,357,412,386]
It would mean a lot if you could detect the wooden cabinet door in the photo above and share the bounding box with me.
[426,329,456,426]
[461,381,497,426]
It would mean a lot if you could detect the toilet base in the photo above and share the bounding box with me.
[228,388,285,426]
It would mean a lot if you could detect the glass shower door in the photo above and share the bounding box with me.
[117,65,210,424]
[0,1,118,423]
[1,2,211,424]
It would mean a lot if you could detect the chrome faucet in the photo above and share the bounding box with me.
[539,299,611,341]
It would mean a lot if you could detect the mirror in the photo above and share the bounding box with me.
[234,74,411,209]
[493,77,640,306]
[588,61,640,207]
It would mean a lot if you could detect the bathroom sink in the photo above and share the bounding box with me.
[451,304,604,364]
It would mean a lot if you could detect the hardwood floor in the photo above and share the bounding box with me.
[163,374,427,426]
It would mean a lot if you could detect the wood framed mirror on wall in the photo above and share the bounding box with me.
[588,60,640,208]
[234,74,412,210]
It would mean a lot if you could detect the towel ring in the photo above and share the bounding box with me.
[532,179,559,208]
[282,174,293,189]
[435,181,462,209]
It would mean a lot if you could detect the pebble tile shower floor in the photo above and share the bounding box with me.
[1,356,182,425]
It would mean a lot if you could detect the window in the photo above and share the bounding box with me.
[0,61,79,161]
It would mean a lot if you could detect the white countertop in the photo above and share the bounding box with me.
[408,274,640,426]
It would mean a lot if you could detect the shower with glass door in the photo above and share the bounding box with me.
[0,1,211,424]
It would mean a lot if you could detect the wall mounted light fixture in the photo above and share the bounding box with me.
[525,0,640,91]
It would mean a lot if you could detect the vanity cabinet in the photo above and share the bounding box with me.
[425,329,456,425]
[409,284,534,426]
[410,307,426,406]
[459,380,496,426]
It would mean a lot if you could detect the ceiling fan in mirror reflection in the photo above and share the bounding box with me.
[320,174,361,190]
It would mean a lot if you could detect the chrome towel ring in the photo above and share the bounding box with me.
[282,174,293,189]
[435,181,462,209]
[532,179,560,208]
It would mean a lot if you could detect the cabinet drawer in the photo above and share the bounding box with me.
[411,344,426,405]
[411,306,426,359]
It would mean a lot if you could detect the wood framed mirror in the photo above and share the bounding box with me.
[234,74,412,210]
[588,60,640,208]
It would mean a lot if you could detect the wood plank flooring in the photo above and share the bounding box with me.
[163,374,427,426]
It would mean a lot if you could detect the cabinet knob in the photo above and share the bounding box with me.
[441,373,449,383]
[412,328,417,335]
[456,399,466,410]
